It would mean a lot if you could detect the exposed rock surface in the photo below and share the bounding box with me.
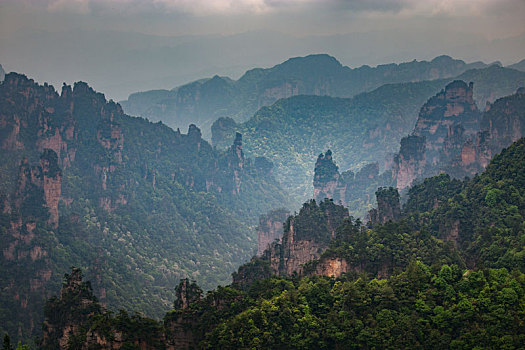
[391,135,426,190]
[413,80,481,166]
[368,187,401,225]
[313,150,342,204]
[235,199,349,289]
[391,82,525,190]
[0,72,287,343]
[256,208,290,257]
[313,150,386,215]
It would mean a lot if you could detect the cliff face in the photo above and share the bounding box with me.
[481,88,525,151]
[313,150,387,216]
[391,135,426,189]
[368,187,401,225]
[233,199,349,289]
[42,268,169,350]
[256,208,290,257]
[228,132,244,194]
[413,80,481,166]
[0,72,288,343]
[313,150,342,204]
[41,268,102,349]
[390,81,525,190]
[391,81,480,190]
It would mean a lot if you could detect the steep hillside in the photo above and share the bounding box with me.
[213,66,525,209]
[392,82,525,191]
[120,54,487,135]
[0,73,287,343]
[40,138,525,349]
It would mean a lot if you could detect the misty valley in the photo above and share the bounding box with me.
[1,42,525,350]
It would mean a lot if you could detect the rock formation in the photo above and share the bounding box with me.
[413,80,481,166]
[41,268,102,349]
[313,150,385,214]
[256,208,290,257]
[0,72,288,343]
[228,132,244,194]
[391,82,525,191]
[391,135,426,190]
[313,150,341,203]
[368,187,401,225]
[235,199,349,288]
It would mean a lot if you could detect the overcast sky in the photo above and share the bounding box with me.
[1,0,524,100]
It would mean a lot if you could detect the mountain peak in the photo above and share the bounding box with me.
[276,54,343,73]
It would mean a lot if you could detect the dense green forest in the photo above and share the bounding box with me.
[0,73,287,344]
[212,66,525,208]
[38,138,525,349]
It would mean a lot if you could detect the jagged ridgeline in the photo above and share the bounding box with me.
[212,65,525,209]
[121,54,491,135]
[41,138,525,349]
[309,80,525,218]
[0,73,288,343]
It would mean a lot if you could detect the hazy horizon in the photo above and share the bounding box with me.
[1,0,524,101]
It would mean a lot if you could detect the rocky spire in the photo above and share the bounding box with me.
[174,278,202,310]
[313,150,340,203]
[413,80,480,166]
[368,187,401,225]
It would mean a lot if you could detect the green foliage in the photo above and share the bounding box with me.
[404,173,464,214]
[212,66,525,215]
[0,74,288,344]
[2,334,12,350]
[38,138,525,349]
[284,199,348,244]
[201,265,525,349]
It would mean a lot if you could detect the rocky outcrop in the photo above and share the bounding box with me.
[256,208,290,257]
[211,116,237,148]
[413,80,481,166]
[228,132,244,194]
[1,71,289,344]
[233,199,349,288]
[174,278,202,310]
[40,149,62,227]
[391,82,525,190]
[481,87,525,151]
[391,81,480,190]
[43,268,169,350]
[313,150,385,213]
[41,268,102,349]
[391,135,426,190]
[368,187,401,225]
[269,200,348,276]
[313,150,341,203]
[314,257,350,277]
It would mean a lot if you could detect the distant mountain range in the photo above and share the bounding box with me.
[120,54,491,136]
[211,65,525,209]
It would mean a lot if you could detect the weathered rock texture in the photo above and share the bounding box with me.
[0,72,287,343]
[391,135,426,190]
[234,199,349,289]
[413,80,481,165]
[256,208,290,257]
[368,187,401,225]
[313,150,386,216]
[391,82,525,190]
